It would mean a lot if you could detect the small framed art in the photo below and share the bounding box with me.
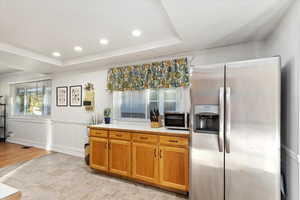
[70,85,82,107]
[56,86,68,107]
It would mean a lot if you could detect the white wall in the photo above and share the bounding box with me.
[50,70,112,156]
[0,72,52,149]
[0,40,263,158]
[263,1,300,200]
[191,41,263,66]
[0,69,111,157]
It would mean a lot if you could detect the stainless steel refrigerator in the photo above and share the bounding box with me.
[189,57,281,200]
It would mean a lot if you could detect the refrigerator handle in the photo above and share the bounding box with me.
[218,87,224,152]
[225,87,231,153]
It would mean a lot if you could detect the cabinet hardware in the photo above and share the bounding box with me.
[159,149,162,158]
[168,140,178,143]
[140,137,148,140]
[116,134,122,137]
[154,149,157,158]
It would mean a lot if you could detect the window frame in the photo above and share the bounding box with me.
[113,87,189,122]
[10,79,52,118]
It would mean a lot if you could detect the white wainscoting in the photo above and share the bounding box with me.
[51,120,89,158]
[6,117,51,149]
[6,117,88,158]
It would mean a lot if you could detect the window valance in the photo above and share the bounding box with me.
[107,58,189,91]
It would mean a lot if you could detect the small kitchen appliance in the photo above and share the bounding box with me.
[164,112,189,130]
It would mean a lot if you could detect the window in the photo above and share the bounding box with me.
[120,91,146,119]
[113,87,189,121]
[11,80,52,116]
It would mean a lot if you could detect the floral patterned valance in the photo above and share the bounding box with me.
[107,58,189,91]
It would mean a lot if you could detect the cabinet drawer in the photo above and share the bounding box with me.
[109,131,131,141]
[132,134,158,144]
[159,136,188,147]
[90,129,108,138]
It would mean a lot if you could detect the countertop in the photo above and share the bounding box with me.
[88,123,190,137]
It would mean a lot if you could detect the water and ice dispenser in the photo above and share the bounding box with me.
[194,105,219,133]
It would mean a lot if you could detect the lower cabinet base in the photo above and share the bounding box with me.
[89,129,189,194]
[90,167,189,195]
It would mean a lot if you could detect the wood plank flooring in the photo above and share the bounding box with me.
[0,143,49,168]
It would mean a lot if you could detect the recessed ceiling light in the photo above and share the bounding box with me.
[99,38,109,45]
[132,29,142,37]
[52,52,61,57]
[74,46,83,52]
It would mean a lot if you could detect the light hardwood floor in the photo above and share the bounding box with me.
[0,143,49,168]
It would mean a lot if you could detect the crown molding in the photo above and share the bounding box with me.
[0,42,62,66]
[63,37,182,66]
[0,37,182,70]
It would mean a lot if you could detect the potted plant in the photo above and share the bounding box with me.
[104,108,111,124]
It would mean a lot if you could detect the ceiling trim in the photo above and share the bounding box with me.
[0,42,63,66]
[0,37,182,68]
[0,61,24,70]
[63,37,182,66]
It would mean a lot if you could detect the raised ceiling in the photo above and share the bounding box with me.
[0,0,294,75]
[0,63,20,74]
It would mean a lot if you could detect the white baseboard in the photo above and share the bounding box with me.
[7,137,84,158]
[7,138,47,150]
[51,144,84,158]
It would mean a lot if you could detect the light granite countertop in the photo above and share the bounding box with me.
[88,123,190,136]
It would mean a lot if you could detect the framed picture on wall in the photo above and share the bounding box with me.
[70,85,82,107]
[56,86,68,107]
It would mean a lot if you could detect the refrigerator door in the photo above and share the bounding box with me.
[225,57,281,200]
[190,64,225,200]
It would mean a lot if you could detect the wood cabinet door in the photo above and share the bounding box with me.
[132,143,158,184]
[90,137,108,171]
[109,139,131,177]
[159,146,189,191]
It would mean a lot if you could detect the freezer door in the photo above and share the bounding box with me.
[190,64,225,200]
[225,57,281,200]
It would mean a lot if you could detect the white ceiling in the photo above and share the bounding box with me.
[161,0,294,49]
[0,63,20,74]
[0,0,294,75]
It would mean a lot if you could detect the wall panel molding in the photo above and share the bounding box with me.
[7,117,51,125]
[51,119,88,126]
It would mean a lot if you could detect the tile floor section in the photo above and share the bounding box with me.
[0,153,188,200]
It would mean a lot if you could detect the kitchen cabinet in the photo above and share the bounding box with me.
[132,142,158,184]
[89,127,189,192]
[90,137,108,171]
[159,146,189,191]
[109,139,131,176]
